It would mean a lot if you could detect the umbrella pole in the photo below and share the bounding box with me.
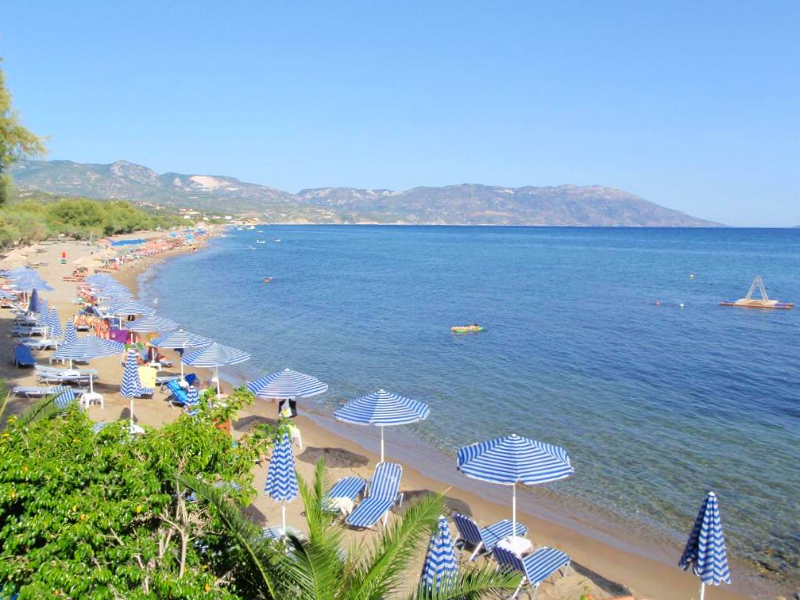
[282,503,286,536]
[180,357,184,379]
[512,484,517,538]
[699,582,705,600]
[380,426,385,463]
[215,366,221,395]
[89,373,94,394]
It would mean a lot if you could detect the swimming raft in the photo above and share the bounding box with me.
[720,276,794,309]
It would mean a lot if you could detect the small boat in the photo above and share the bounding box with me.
[263,277,273,284]
[274,238,281,243]
[720,276,793,309]
[246,225,255,230]
[451,324,485,334]
[256,240,266,244]
[247,245,256,250]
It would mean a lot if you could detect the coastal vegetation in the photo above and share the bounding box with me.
[0,389,517,599]
[0,192,189,248]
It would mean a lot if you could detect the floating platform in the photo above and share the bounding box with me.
[720,276,793,309]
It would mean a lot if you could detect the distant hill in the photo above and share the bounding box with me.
[10,159,721,227]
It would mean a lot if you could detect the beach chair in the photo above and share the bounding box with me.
[323,477,367,516]
[452,513,529,561]
[492,546,571,600]
[35,366,96,386]
[20,337,59,351]
[165,379,189,407]
[12,385,88,400]
[12,344,36,367]
[345,462,403,529]
[11,325,47,337]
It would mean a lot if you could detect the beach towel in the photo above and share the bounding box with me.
[138,366,157,390]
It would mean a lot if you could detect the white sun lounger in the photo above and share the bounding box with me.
[20,338,60,351]
[13,386,89,399]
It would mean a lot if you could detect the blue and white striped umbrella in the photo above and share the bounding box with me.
[52,336,124,393]
[110,300,155,317]
[47,308,63,338]
[185,385,200,416]
[334,389,429,461]
[457,434,574,537]
[265,432,298,534]
[183,342,251,394]
[123,314,179,333]
[421,515,457,592]
[120,352,146,398]
[11,275,53,292]
[28,288,39,313]
[679,492,731,600]
[151,329,213,350]
[63,320,78,345]
[246,368,328,400]
[37,298,48,319]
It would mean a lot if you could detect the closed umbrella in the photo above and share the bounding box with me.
[264,432,298,535]
[421,515,457,592]
[185,385,200,416]
[679,492,731,600]
[334,389,429,462]
[63,320,78,345]
[182,342,251,394]
[47,308,63,338]
[457,434,574,538]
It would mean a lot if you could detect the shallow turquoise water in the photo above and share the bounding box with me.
[142,226,800,582]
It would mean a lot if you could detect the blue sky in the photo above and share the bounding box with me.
[2,1,798,226]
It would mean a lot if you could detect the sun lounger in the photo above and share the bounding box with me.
[12,344,36,367]
[13,386,88,399]
[323,477,367,516]
[20,337,59,351]
[493,546,571,600]
[11,326,47,337]
[35,366,97,386]
[156,374,181,386]
[345,462,403,529]
[164,379,189,407]
[453,513,529,561]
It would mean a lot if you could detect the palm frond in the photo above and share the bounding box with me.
[290,459,347,600]
[347,492,444,600]
[179,472,290,600]
[412,561,522,600]
[14,393,63,428]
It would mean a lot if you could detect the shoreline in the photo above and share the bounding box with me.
[123,234,778,599]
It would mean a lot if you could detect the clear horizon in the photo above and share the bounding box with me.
[2,1,798,227]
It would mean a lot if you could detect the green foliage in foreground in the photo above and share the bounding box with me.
[0,394,256,599]
[0,193,188,248]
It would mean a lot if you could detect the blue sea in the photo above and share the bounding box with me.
[142,226,800,587]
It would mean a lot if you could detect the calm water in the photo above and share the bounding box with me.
[143,226,800,584]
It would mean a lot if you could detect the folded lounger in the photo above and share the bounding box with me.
[345,462,403,529]
[492,546,571,600]
[323,477,367,515]
[452,513,529,561]
[12,344,36,367]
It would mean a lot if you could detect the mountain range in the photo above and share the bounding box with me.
[10,159,720,227]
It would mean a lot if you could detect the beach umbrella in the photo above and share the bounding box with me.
[264,432,298,535]
[110,300,156,317]
[123,314,179,333]
[28,288,39,313]
[151,329,213,377]
[247,368,328,400]
[421,515,458,592]
[457,434,574,538]
[11,274,53,292]
[63,320,78,345]
[679,492,731,600]
[182,342,251,394]
[47,308,63,338]
[36,299,49,324]
[52,335,125,391]
[334,389,429,462]
[185,385,200,416]
[121,352,148,430]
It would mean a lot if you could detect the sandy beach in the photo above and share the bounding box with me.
[1,234,766,600]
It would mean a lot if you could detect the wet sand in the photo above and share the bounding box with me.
[1,235,768,600]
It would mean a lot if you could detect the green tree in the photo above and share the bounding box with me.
[0,58,46,205]
[0,392,256,599]
[181,461,520,600]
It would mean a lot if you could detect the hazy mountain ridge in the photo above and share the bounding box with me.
[11,159,720,226]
